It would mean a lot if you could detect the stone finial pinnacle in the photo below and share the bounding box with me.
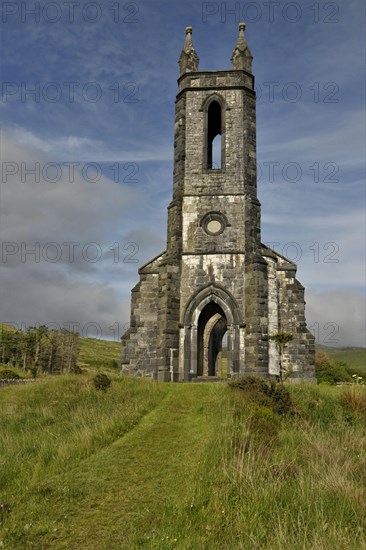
[231,22,253,72]
[179,26,199,76]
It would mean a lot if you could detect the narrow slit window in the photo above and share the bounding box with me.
[207,101,222,169]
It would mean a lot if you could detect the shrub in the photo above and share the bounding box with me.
[266,381,294,415]
[111,359,119,369]
[315,353,352,385]
[344,365,365,381]
[229,375,269,394]
[93,373,111,391]
[0,369,21,380]
[71,364,83,374]
[229,376,293,415]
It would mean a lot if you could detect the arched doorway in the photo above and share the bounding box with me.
[197,302,227,377]
[181,285,244,381]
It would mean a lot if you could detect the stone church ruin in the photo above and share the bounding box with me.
[121,24,315,382]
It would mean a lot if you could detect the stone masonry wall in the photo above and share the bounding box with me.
[121,57,315,382]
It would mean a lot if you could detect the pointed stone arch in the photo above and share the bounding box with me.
[200,93,228,113]
[184,284,241,325]
[180,285,244,380]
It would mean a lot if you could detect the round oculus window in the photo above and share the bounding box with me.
[201,212,227,236]
[206,219,223,235]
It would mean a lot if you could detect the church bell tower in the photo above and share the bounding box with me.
[121,25,315,382]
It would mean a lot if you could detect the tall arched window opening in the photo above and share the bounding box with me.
[207,101,222,169]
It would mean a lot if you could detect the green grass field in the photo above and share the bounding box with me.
[78,337,121,372]
[316,344,366,372]
[0,376,365,549]
[1,327,365,547]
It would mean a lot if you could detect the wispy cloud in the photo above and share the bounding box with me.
[0,0,365,345]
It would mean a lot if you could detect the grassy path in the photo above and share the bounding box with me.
[2,379,365,549]
[5,383,228,549]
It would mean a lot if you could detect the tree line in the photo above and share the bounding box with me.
[0,325,80,376]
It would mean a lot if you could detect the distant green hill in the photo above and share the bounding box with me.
[78,337,120,371]
[316,344,366,372]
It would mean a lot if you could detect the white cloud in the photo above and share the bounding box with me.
[4,125,171,163]
[0,129,164,335]
[306,289,366,347]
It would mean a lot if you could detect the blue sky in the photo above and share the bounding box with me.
[0,0,365,346]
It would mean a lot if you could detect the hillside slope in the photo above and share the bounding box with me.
[78,337,121,371]
[316,344,366,372]
[0,376,365,549]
